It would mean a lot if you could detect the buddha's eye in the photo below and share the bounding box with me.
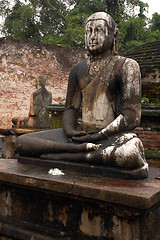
[96,28,101,32]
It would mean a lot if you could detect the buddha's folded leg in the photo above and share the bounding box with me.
[85,132,148,170]
[17,128,67,142]
[16,128,101,157]
[41,152,85,162]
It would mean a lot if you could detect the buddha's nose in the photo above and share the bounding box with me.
[91,30,96,41]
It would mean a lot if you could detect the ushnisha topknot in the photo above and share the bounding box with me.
[86,12,115,31]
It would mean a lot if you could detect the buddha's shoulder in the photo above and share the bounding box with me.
[115,55,139,67]
[70,58,89,73]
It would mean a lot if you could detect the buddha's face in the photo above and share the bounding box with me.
[85,19,114,54]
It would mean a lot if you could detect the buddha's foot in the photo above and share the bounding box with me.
[86,143,101,151]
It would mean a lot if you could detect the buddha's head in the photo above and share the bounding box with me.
[39,75,46,86]
[85,12,118,55]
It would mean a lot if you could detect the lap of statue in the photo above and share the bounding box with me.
[16,128,148,172]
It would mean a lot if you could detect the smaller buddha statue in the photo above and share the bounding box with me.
[12,75,52,129]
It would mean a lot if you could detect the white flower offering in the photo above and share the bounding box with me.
[48,168,65,176]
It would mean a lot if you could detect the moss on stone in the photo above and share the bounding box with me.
[145,149,160,161]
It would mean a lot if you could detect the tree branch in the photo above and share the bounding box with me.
[45,0,66,20]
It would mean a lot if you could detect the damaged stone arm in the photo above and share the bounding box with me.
[63,108,85,138]
[72,131,106,143]
[100,110,139,138]
[100,59,141,136]
[100,58,142,138]
[63,66,85,138]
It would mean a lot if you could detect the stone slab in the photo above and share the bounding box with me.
[0,159,159,210]
[0,159,159,240]
[18,156,149,180]
[0,128,44,136]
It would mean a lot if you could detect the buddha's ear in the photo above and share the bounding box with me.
[112,27,119,55]
[114,27,119,39]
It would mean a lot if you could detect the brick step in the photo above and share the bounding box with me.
[124,51,160,58]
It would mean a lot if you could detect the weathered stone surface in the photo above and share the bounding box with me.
[15,12,148,177]
[0,159,159,210]
[18,156,148,180]
[0,159,159,240]
[48,104,160,153]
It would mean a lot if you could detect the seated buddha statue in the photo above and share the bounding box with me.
[15,12,148,178]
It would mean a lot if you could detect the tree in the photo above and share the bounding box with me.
[55,0,148,47]
[41,0,107,46]
[2,1,41,41]
[0,0,150,49]
[118,16,148,49]
[147,12,160,42]
[0,0,11,17]
[59,0,107,47]
[150,12,160,32]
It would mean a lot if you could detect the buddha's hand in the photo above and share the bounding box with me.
[66,129,86,138]
[72,131,107,143]
[73,130,86,136]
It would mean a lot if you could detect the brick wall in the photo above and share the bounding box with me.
[0,38,85,128]
[135,128,160,151]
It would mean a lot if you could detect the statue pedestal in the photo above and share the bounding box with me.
[0,159,159,240]
[18,156,148,180]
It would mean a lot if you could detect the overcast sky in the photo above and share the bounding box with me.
[145,0,160,17]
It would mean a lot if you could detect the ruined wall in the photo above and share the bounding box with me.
[0,38,85,128]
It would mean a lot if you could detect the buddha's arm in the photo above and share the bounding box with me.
[28,93,35,117]
[63,66,85,138]
[101,58,141,137]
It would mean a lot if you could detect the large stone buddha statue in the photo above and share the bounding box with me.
[16,12,148,178]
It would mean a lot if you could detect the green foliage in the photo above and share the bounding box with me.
[2,1,41,41]
[118,16,148,50]
[0,0,11,17]
[61,8,88,47]
[38,0,67,36]
[73,0,107,15]
[146,12,160,43]
[147,30,160,42]
[141,97,160,105]
[42,34,63,46]
[141,97,150,103]
[1,0,160,49]
[150,12,160,32]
